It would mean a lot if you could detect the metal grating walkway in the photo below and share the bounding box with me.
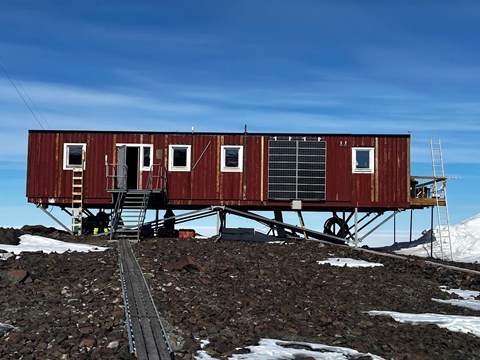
[119,240,173,359]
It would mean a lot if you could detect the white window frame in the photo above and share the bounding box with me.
[221,145,243,172]
[63,143,86,170]
[352,147,375,174]
[140,144,153,170]
[116,143,153,171]
[168,145,192,171]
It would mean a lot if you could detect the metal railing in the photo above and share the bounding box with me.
[105,162,167,192]
[148,163,168,192]
[106,163,128,192]
[410,176,446,200]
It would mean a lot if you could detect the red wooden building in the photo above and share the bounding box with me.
[26,130,441,240]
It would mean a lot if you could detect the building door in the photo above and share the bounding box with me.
[116,145,140,190]
[117,145,127,190]
[126,147,139,189]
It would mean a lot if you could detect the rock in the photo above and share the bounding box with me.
[20,224,58,235]
[36,341,48,350]
[0,269,30,283]
[0,252,15,261]
[79,326,95,335]
[163,255,205,272]
[7,332,24,344]
[0,227,22,245]
[79,337,97,349]
[107,340,119,349]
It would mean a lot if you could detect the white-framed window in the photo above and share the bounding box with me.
[221,145,243,172]
[63,143,86,170]
[352,147,375,173]
[140,145,153,170]
[168,145,191,171]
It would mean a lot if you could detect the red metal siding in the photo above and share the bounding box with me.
[245,135,267,203]
[325,136,352,204]
[27,131,411,211]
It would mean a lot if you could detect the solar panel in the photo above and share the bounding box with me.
[268,140,326,200]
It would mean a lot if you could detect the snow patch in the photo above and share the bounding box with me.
[440,286,480,300]
[368,311,480,337]
[433,298,480,311]
[0,235,107,254]
[317,257,384,268]
[195,338,384,360]
[432,287,480,311]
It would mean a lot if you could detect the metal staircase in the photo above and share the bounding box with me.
[430,139,453,261]
[107,162,167,241]
[110,189,151,241]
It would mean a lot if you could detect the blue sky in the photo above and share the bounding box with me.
[0,1,479,244]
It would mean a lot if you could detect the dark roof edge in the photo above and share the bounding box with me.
[28,129,411,138]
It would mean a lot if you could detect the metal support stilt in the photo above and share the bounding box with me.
[296,211,308,240]
[273,209,287,238]
[359,210,401,242]
[393,212,396,244]
[354,208,358,246]
[36,204,72,234]
[409,209,413,243]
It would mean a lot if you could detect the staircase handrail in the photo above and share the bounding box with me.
[146,163,168,191]
[110,191,126,240]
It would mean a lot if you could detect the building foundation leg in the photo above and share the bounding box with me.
[36,204,72,234]
[273,210,287,238]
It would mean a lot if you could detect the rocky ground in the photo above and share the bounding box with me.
[0,227,133,359]
[1,227,480,359]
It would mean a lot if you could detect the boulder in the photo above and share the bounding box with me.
[0,228,22,245]
[0,269,30,283]
[163,255,205,272]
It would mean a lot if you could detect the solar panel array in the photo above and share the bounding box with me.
[268,140,326,200]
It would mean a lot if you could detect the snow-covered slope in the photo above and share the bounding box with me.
[0,234,107,255]
[396,214,480,263]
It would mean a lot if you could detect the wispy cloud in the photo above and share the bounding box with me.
[1,74,479,166]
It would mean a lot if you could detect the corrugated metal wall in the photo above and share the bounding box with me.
[27,131,410,211]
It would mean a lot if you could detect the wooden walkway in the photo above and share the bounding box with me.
[119,240,173,359]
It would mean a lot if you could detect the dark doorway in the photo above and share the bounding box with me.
[126,147,139,189]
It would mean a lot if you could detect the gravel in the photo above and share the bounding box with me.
[1,230,480,359]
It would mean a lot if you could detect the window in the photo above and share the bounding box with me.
[168,145,191,171]
[221,145,243,172]
[141,145,152,170]
[352,147,375,173]
[63,143,86,170]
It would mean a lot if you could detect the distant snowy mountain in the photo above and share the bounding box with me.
[396,214,480,263]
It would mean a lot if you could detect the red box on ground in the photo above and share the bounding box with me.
[178,229,196,239]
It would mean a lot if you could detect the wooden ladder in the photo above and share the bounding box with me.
[71,151,85,235]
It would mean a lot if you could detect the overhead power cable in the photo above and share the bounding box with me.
[18,82,51,129]
[0,62,46,130]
